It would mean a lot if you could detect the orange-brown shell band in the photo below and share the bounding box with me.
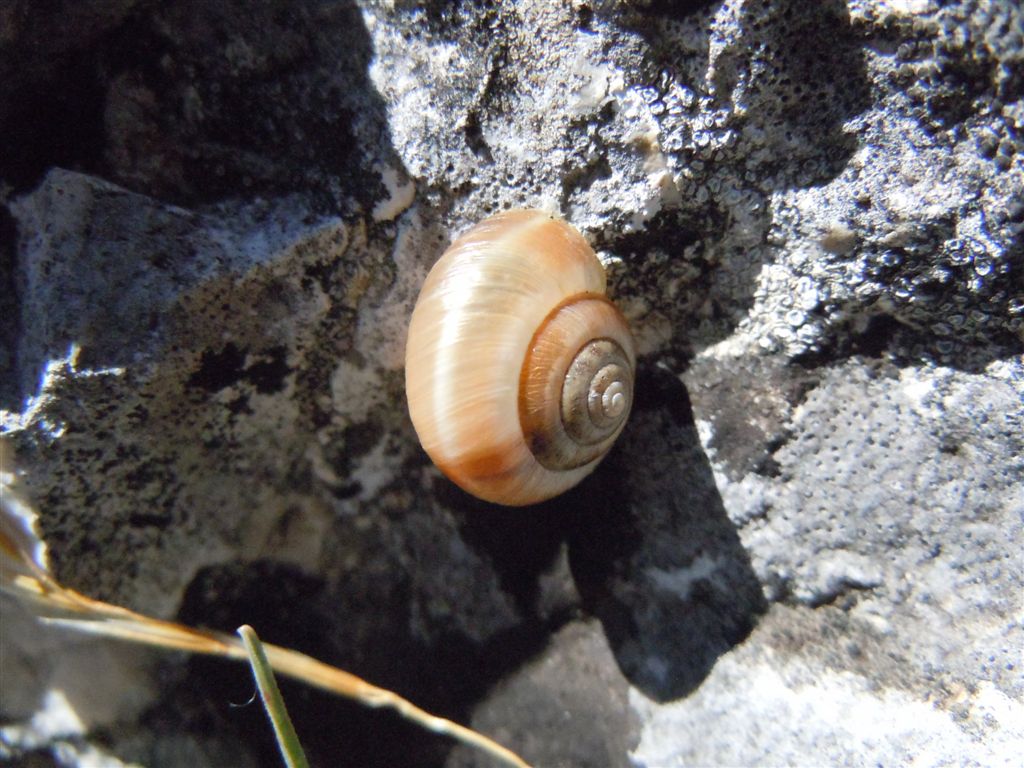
[516,291,607,431]
[518,293,631,470]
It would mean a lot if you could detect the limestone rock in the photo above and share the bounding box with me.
[1,1,1021,767]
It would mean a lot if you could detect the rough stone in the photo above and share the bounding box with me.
[1,0,1021,767]
[445,620,640,768]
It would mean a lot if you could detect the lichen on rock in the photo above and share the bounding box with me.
[1,0,1021,767]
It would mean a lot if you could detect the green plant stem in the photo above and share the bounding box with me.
[238,624,311,768]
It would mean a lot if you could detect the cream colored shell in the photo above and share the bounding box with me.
[405,209,636,506]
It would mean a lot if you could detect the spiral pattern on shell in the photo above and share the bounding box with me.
[405,209,636,506]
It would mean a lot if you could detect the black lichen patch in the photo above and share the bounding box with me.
[187,343,289,395]
[244,347,290,395]
[187,343,247,393]
[791,313,913,370]
[462,109,494,161]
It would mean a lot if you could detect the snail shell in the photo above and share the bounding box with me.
[405,209,636,506]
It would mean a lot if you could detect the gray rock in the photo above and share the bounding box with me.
[445,620,640,768]
[1,0,1021,767]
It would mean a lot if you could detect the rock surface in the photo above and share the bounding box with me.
[1,1,1021,767]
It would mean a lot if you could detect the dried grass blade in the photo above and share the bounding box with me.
[1,459,532,768]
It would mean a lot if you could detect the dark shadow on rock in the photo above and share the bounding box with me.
[445,488,576,621]
[449,363,767,706]
[0,0,398,211]
[0,207,19,407]
[791,305,1024,376]
[721,0,872,187]
[171,551,559,768]
[0,0,115,194]
[612,1,1019,374]
[596,0,873,364]
[172,561,452,768]
[565,362,768,700]
[619,0,871,189]
[0,0,405,412]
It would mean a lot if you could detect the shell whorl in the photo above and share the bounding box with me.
[519,296,634,471]
[405,209,636,506]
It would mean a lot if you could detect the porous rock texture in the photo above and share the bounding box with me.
[1,0,1021,766]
